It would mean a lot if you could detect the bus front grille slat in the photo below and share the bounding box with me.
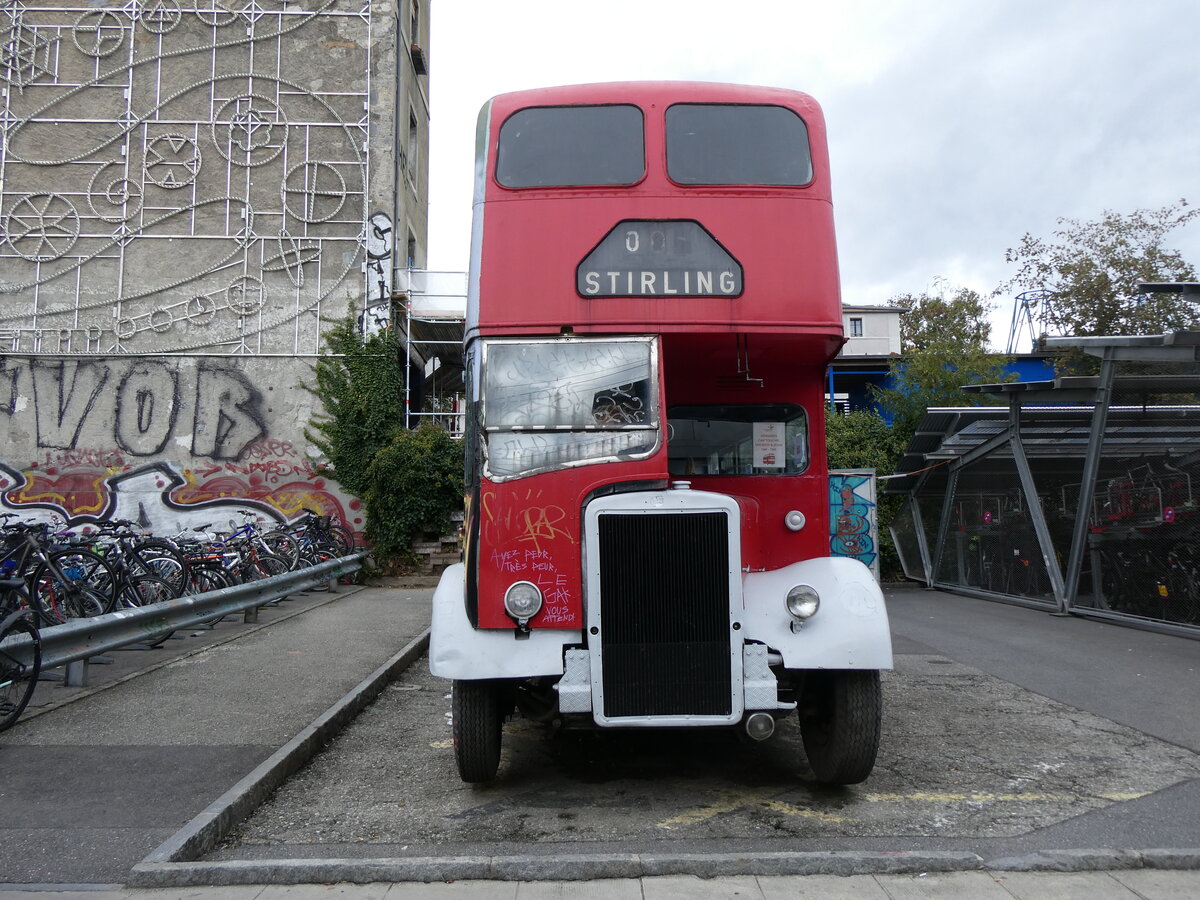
[597,512,731,718]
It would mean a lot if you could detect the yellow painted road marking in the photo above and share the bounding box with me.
[656,789,1150,831]
[863,791,1149,803]
[657,789,850,830]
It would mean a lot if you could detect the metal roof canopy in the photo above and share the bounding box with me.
[888,403,1200,495]
[888,328,1200,622]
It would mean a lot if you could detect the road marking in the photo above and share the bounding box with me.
[863,791,1150,803]
[657,788,851,830]
[656,788,1150,831]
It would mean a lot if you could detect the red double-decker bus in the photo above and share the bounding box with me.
[430,81,891,785]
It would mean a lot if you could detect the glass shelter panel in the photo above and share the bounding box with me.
[889,497,928,584]
[1072,396,1200,627]
[931,454,1054,606]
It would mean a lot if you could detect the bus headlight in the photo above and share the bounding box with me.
[785,584,820,620]
[504,581,544,624]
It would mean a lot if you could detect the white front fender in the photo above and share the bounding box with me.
[428,564,582,680]
[741,557,893,670]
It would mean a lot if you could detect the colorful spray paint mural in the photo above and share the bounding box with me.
[829,469,879,580]
[0,452,363,536]
[0,356,363,535]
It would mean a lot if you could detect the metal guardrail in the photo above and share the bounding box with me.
[0,553,366,679]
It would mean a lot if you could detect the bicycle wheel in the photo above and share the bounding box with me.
[186,564,230,595]
[261,531,301,570]
[117,574,178,609]
[237,552,289,582]
[129,539,189,594]
[324,524,354,556]
[0,611,41,731]
[29,550,117,626]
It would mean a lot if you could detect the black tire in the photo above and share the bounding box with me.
[0,611,41,731]
[29,550,117,626]
[117,574,178,608]
[453,678,503,783]
[118,576,178,646]
[262,531,301,570]
[325,523,354,556]
[799,670,882,785]
[187,564,230,595]
[238,552,289,582]
[129,539,189,594]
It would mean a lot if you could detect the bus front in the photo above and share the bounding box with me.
[430,82,892,785]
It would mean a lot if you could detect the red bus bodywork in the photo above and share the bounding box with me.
[468,82,842,631]
[432,82,891,786]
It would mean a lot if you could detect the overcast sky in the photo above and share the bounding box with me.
[425,0,1200,348]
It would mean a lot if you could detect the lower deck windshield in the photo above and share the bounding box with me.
[481,337,659,480]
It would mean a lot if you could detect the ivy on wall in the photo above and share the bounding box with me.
[364,426,464,563]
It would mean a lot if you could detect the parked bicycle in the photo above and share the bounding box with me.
[0,577,41,731]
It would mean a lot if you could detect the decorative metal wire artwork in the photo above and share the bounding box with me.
[0,1,375,356]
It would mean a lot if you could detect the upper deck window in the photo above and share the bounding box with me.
[665,104,813,186]
[496,104,644,188]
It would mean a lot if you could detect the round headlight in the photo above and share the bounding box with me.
[786,584,820,620]
[504,581,543,623]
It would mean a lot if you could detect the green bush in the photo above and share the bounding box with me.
[362,425,464,564]
[306,316,406,500]
[307,316,464,567]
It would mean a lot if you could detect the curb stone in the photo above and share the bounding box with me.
[128,628,431,886]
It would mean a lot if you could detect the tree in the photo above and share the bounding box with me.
[872,288,1013,443]
[890,287,994,354]
[1003,200,1200,340]
[305,316,406,501]
[826,408,902,473]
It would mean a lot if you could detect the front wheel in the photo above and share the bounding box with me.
[0,611,41,731]
[29,550,116,626]
[452,679,503,783]
[799,670,882,785]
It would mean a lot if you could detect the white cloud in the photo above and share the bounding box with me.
[426,0,1200,349]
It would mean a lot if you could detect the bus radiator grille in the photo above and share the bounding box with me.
[597,512,731,718]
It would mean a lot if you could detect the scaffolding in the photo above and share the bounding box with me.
[396,269,467,434]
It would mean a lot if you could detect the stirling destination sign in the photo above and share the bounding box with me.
[577,220,743,298]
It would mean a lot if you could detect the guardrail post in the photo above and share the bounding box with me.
[244,604,259,624]
[65,658,89,687]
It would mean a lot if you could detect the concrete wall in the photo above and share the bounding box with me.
[0,1,429,534]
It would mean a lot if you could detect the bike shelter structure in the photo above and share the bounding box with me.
[889,331,1200,639]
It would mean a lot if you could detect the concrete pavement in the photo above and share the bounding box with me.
[2,870,1200,898]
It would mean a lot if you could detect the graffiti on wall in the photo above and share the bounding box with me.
[0,354,363,533]
[0,453,362,535]
[829,470,879,580]
[4,357,266,459]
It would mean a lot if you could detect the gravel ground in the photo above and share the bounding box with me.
[210,652,1200,855]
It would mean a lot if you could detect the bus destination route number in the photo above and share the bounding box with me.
[577,220,743,298]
